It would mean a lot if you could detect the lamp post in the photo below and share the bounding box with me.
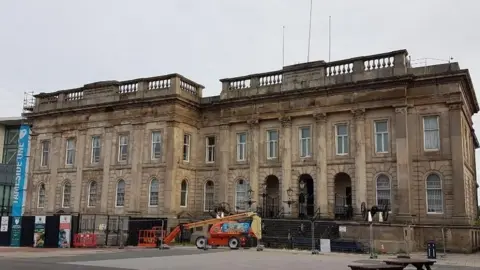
[299,179,306,217]
[283,187,296,212]
[246,188,256,211]
[261,183,267,217]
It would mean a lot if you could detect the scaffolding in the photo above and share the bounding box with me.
[22,91,35,113]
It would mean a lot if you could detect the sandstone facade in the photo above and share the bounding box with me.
[22,50,480,251]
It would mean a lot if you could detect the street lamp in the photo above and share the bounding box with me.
[284,187,296,208]
[299,179,307,218]
[246,188,256,210]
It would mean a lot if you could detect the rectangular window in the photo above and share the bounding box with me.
[374,120,389,153]
[267,130,279,159]
[183,134,191,162]
[236,133,247,161]
[151,131,162,160]
[118,135,129,162]
[423,116,440,150]
[91,136,101,164]
[299,127,311,158]
[65,138,76,165]
[336,124,349,155]
[205,136,215,163]
[40,140,50,167]
[3,149,17,165]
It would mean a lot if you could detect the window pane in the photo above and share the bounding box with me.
[375,121,387,132]
[268,131,278,141]
[337,125,347,135]
[343,136,349,153]
[301,128,310,138]
[238,133,246,143]
[424,116,438,130]
[207,137,215,145]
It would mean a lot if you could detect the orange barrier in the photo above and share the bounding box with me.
[73,233,97,248]
[138,229,165,248]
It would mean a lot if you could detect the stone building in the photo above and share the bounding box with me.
[22,49,480,251]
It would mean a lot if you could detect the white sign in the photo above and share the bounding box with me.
[339,226,346,233]
[320,239,331,253]
[35,216,46,224]
[0,216,8,232]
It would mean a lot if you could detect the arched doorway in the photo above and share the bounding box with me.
[262,175,280,218]
[298,174,314,218]
[334,172,353,219]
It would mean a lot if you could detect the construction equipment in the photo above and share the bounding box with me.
[162,211,262,250]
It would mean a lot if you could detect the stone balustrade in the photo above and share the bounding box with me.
[219,50,410,99]
[25,49,463,113]
[30,74,204,113]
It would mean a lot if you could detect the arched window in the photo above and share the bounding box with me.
[180,180,188,207]
[116,180,126,207]
[38,183,46,208]
[62,182,71,208]
[204,181,215,212]
[376,174,391,209]
[149,178,159,206]
[426,173,443,213]
[235,179,248,211]
[87,181,97,207]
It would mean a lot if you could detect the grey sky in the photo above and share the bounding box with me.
[1,1,479,181]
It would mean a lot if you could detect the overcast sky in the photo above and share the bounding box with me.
[1,0,480,183]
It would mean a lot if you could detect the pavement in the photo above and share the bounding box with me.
[0,246,479,270]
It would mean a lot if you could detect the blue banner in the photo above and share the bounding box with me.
[11,124,30,217]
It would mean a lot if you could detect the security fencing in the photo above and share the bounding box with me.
[78,214,129,247]
[261,219,372,253]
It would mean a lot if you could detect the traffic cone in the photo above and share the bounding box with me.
[368,211,372,222]
[379,212,384,223]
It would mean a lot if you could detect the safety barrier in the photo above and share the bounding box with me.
[138,228,165,248]
[73,233,97,248]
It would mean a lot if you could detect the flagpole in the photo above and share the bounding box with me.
[328,16,332,62]
[307,0,313,62]
[282,26,285,67]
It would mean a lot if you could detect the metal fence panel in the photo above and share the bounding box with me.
[262,218,313,250]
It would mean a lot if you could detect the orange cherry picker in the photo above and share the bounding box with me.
[160,211,263,250]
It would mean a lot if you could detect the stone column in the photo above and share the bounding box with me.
[73,129,86,213]
[25,133,38,215]
[100,127,113,213]
[131,123,145,212]
[280,116,292,215]
[314,112,329,218]
[248,118,260,203]
[449,102,466,220]
[164,121,178,215]
[218,124,230,203]
[352,109,367,217]
[394,106,412,219]
[47,132,62,213]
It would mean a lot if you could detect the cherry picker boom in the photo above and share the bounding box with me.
[161,211,263,250]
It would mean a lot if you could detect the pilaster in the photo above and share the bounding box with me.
[164,121,178,215]
[352,109,367,217]
[314,112,329,218]
[280,116,292,215]
[131,123,145,212]
[25,133,38,214]
[394,106,412,219]
[100,126,113,213]
[218,124,230,203]
[449,102,466,219]
[47,132,62,213]
[247,117,260,202]
[73,129,86,213]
